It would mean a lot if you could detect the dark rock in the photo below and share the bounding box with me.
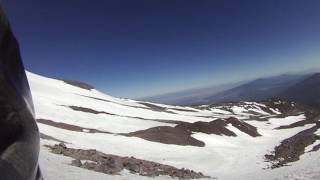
[81,162,96,170]
[265,125,320,168]
[225,117,261,137]
[58,79,94,90]
[126,126,205,147]
[48,143,209,179]
[71,159,82,167]
[176,119,237,136]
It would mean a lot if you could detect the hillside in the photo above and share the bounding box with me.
[144,74,309,105]
[27,72,320,180]
[204,74,309,104]
[142,81,243,105]
[280,73,320,106]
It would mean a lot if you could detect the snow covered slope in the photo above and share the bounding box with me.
[27,72,320,180]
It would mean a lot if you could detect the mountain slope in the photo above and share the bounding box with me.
[142,81,244,105]
[204,74,309,104]
[142,74,309,105]
[27,71,320,180]
[280,73,320,106]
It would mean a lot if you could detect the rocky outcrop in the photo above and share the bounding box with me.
[48,143,209,179]
[37,119,111,134]
[126,126,205,147]
[176,119,236,137]
[58,79,94,90]
[265,123,320,168]
[176,117,261,137]
[126,117,260,147]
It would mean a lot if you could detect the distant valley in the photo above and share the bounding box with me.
[143,72,320,107]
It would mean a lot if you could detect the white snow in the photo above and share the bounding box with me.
[39,145,171,180]
[210,108,232,114]
[269,108,281,114]
[248,107,269,115]
[26,71,320,180]
[305,140,320,152]
[269,114,306,127]
[231,106,249,115]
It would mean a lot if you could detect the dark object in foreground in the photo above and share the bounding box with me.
[0,4,41,180]
[48,143,210,179]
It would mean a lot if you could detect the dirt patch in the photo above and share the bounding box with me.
[265,124,320,168]
[78,94,146,109]
[126,126,205,147]
[40,133,64,142]
[263,99,311,116]
[59,79,94,90]
[77,94,176,114]
[245,116,272,122]
[64,105,182,125]
[176,119,236,137]
[176,117,260,137]
[37,119,111,134]
[225,117,261,137]
[126,117,260,147]
[66,106,116,116]
[169,108,198,112]
[276,119,315,129]
[310,143,320,152]
[276,111,320,129]
[48,143,210,179]
[139,102,167,112]
[259,106,277,115]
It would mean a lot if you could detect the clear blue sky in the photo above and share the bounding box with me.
[3,0,320,98]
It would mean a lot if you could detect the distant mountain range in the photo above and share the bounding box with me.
[141,81,245,105]
[280,73,320,107]
[204,74,309,104]
[143,72,320,107]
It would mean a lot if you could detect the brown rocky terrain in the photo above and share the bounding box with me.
[126,117,260,147]
[48,143,210,179]
[77,94,177,114]
[265,122,320,168]
[176,119,236,137]
[66,106,117,115]
[170,108,198,112]
[40,133,64,143]
[176,117,260,137]
[37,119,111,134]
[276,109,320,129]
[126,126,205,147]
[59,79,94,90]
[64,105,193,127]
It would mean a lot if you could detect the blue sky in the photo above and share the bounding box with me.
[3,0,320,98]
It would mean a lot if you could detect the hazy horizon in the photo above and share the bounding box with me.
[4,0,320,98]
[140,67,319,100]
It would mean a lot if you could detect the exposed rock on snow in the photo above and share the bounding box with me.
[126,126,205,147]
[276,112,320,129]
[48,143,209,179]
[176,117,261,137]
[59,79,95,90]
[66,105,117,115]
[71,159,82,167]
[37,119,111,134]
[176,119,237,137]
[26,71,320,179]
[126,117,260,147]
[265,124,320,168]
